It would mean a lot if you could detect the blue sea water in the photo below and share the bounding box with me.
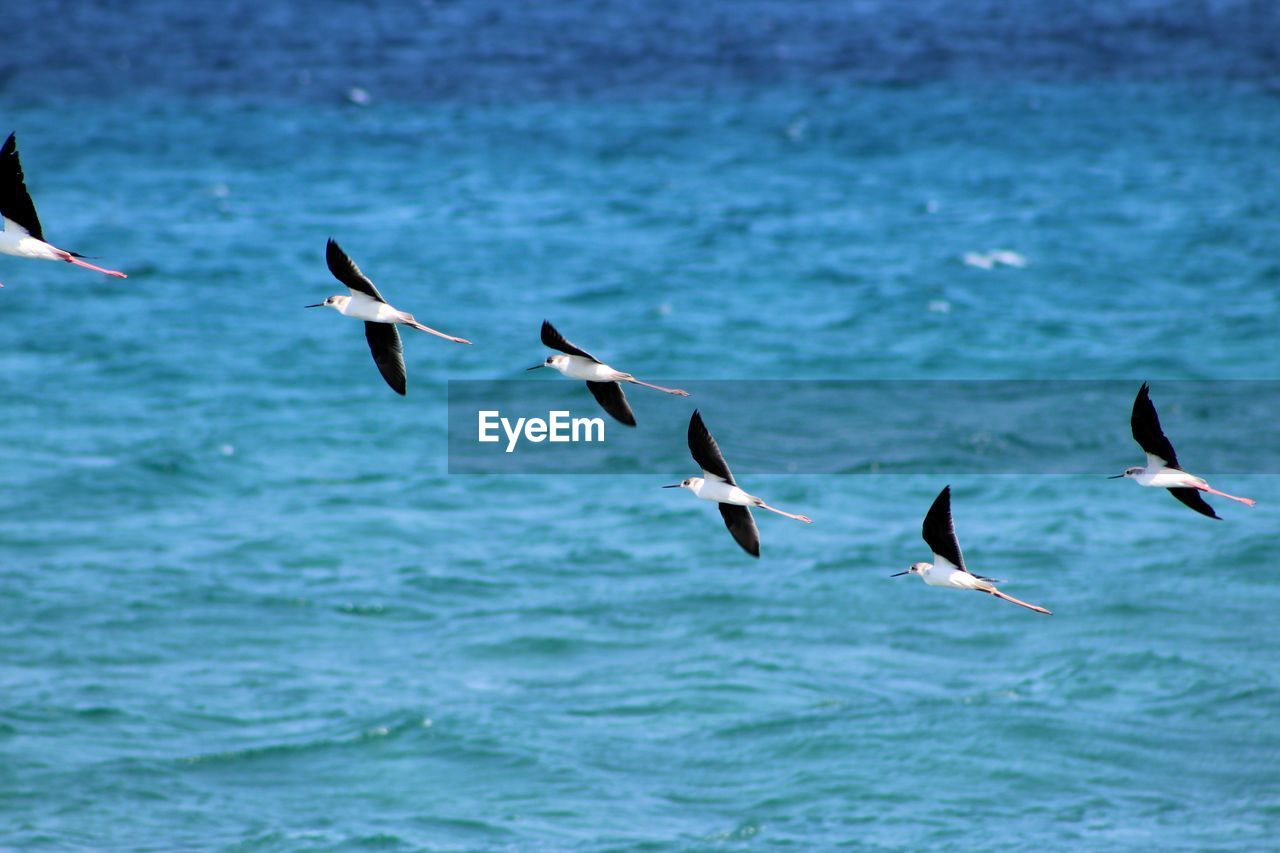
[2,1,1280,849]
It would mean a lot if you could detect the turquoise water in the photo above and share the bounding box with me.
[3,4,1280,848]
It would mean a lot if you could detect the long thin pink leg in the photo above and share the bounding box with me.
[63,254,127,278]
[757,502,812,523]
[988,589,1052,615]
[625,377,689,396]
[406,319,471,344]
[1197,484,1255,507]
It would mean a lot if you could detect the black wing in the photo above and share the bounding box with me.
[540,320,600,362]
[586,381,635,426]
[326,239,387,303]
[1168,488,1220,520]
[364,322,406,395]
[0,133,45,241]
[687,410,736,485]
[718,504,761,558]
[1131,383,1180,469]
[922,485,967,572]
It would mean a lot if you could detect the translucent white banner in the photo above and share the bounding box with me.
[447,381,1280,475]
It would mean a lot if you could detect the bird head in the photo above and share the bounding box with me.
[662,477,703,491]
[305,295,348,311]
[527,354,569,372]
[1108,466,1144,480]
[891,562,930,578]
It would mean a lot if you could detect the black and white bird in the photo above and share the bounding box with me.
[1109,383,1255,518]
[307,239,470,395]
[892,486,1051,615]
[0,132,127,285]
[663,410,812,557]
[528,320,688,426]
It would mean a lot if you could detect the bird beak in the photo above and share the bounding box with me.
[526,364,545,371]
[304,303,325,308]
[1106,473,1125,479]
[661,483,681,488]
[889,571,910,577]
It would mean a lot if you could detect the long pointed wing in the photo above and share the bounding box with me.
[687,410,736,485]
[364,322,406,395]
[1168,488,1220,519]
[586,381,635,426]
[1131,383,1180,469]
[718,504,760,558]
[541,320,600,362]
[0,133,45,241]
[922,485,967,572]
[326,239,387,303]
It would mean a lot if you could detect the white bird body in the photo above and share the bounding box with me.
[0,219,66,259]
[1130,456,1207,489]
[326,292,409,325]
[684,475,756,507]
[317,290,465,340]
[546,353,626,383]
[915,558,990,591]
[0,218,126,279]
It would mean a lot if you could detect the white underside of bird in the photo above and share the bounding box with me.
[686,474,758,507]
[918,558,993,590]
[548,353,632,382]
[680,473,813,523]
[0,220,60,259]
[1130,454,1255,505]
[907,557,1050,614]
[0,217,126,278]
[330,292,468,341]
[1134,466,1205,488]
[337,292,410,324]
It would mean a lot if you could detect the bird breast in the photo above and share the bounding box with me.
[924,567,983,589]
[341,296,400,323]
[1141,467,1200,488]
[692,478,753,505]
[0,228,59,260]
[560,357,620,382]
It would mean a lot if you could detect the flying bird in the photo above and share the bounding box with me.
[892,486,1051,615]
[1109,383,1255,518]
[528,320,688,426]
[664,409,812,557]
[308,239,470,395]
[0,132,127,285]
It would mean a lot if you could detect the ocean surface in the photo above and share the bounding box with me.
[2,1,1280,849]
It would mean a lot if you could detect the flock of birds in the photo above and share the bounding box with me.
[0,132,1257,617]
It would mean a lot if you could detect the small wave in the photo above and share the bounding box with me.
[963,249,1027,270]
[181,714,431,767]
[464,633,632,660]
